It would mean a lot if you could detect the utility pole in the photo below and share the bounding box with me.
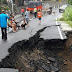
[10,0,14,14]
[7,0,14,13]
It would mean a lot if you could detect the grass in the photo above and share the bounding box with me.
[66,21,72,27]
[59,6,72,27]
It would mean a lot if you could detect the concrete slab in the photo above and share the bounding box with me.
[0,68,18,72]
[40,26,61,39]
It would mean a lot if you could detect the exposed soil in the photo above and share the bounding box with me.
[58,33,72,72]
[0,27,72,72]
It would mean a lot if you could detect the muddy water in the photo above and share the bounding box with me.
[0,27,70,72]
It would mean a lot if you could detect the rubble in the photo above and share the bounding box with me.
[42,64,50,71]
[48,57,55,62]
[50,64,59,72]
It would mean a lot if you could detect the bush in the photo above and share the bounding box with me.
[5,6,10,11]
[0,0,7,4]
[68,0,72,5]
[0,6,10,11]
[60,6,72,27]
[62,6,72,21]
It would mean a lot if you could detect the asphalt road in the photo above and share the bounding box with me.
[0,8,67,72]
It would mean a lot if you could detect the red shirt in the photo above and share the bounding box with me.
[21,9,24,12]
[37,12,42,18]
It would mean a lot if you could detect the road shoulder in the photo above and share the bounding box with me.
[57,15,72,32]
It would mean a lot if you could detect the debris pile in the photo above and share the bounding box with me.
[16,49,59,72]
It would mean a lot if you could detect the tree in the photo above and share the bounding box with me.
[17,0,24,6]
[0,0,7,4]
[67,0,72,5]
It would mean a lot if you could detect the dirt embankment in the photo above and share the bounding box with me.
[58,32,72,72]
[0,27,72,72]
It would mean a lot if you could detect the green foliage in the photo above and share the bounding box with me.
[0,6,10,11]
[62,6,72,21]
[0,0,7,4]
[59,17,65,21]
[66,21,72,27]
[5,6,10,11]
[18,0,24,6]
[59,6,72,27]
[68,0,72,5]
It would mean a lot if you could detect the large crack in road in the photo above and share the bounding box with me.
[0,26,67,72]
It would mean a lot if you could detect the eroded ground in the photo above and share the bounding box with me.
[0,27,67,72]
[58,34,72,72]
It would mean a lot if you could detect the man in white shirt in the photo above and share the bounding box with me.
[25,9,29,25]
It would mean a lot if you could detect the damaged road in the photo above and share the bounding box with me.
[0,26,66,72]
[0,8,69,72]
[0,11,66,61]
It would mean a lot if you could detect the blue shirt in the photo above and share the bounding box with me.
[25,11,29,18]
[0,13,9,28]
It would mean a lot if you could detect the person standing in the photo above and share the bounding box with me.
[0,12,1,27]
[21,8,24,16]
[0,10,9,40]
[34,5,37,18]
[37,9,42,24]
[25,9,29,26]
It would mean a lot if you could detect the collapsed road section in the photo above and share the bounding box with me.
[0,26,67,72]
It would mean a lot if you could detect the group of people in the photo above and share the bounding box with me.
[8,9,29,32]
[34,6,42,24]
[21,6,42,24]
[0,9,29,41]
[0,6,42,41]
